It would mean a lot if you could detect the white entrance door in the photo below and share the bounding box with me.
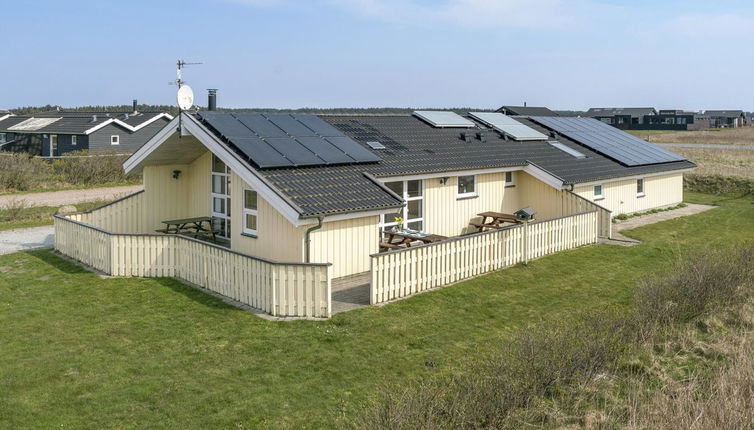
[49,134,58,157]
[211,155,231,239]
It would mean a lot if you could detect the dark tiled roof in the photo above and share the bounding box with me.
[0,111,169,134]
[704,110,744,117]
[585,107,657,117]
[498,106,559,117]
[195,113,694,217]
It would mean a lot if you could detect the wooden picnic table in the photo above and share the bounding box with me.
[157,216,217,240]
[469,211,521,231]
[380,229,447,251]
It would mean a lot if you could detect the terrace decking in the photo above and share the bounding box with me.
[332,272,371,314]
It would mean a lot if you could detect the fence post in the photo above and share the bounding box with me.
[523,220,529,265]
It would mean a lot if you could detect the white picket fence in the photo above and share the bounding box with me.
[370,211,598,304]
[54,215,331,318]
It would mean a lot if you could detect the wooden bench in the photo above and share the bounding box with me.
[379,242,405,251]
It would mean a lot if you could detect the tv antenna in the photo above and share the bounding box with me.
[170,59,202,136]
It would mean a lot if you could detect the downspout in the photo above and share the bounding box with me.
[304,216,324,263]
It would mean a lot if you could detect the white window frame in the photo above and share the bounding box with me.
[379,180,424,234]
[593,184,604,200]
[111,135,120,145]
[50,134,58,156]
[636,178,645,197]
[505,171,515,187]
[211,154,232,239]
[457,175,477,199]
[0,133,5,143]
[71,135,77,146]
[242,188,259,237]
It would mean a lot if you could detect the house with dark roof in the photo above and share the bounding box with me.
[0,102,172,156]
[497,105,559,117]
[53,103,693,317]
[702,110,747,128]
[585,107,658,129]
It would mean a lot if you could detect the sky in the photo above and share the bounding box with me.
[2,0,753,111]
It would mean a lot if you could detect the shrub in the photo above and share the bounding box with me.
[634,246,754,329]
[0,153,51,192]
[684,174,754,196]
[50,151,139,185]
[349,310,636,430]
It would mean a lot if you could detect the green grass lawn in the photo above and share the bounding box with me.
[0,201,107,231]
[1,192,753,429]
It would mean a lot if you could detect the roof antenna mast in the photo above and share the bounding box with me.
[171,59,202,137]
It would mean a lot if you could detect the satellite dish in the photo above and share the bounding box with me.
[177,85,194,110]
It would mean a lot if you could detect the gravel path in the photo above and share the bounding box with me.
[0,185,143,208]
[0,226,55,255]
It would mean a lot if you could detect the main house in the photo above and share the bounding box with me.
[0,101,172,156]
[55,104,694,318]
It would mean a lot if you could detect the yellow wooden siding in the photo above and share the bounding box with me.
[141,150,212,233]
[423,172,520,237]
[572,172,683,215]
[516,172,569,220]
[309,215,380,278]
[230,171,307,262]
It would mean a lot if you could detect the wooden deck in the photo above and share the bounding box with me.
[331,272,370,314]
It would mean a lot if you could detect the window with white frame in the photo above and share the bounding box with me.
[71,135,77,146]
[0,133,5,143]
[379,179,423,234]
[243,189,258,236]
[457,175,476,198]
[636,178,645,196]
[594,184,604,200]
[111,135,120,145]
[505,171,515,187]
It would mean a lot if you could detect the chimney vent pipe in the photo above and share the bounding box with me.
[207,89,218,111]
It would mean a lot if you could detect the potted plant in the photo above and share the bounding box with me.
[392,216,404,232]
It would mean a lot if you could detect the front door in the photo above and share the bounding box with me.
[49,134,58,157]
[211,155,231,239]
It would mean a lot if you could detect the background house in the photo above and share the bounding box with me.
[584,107,658,129]
[703,110,747,128]
[0,101,171,156]
[497,105,559,117]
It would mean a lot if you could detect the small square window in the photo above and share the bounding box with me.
[594,184,604,199]
[458,175,476,197]
[111,135,120,145]
[636,178,645,196]
[505,171,515,187]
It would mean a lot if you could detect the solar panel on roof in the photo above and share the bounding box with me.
[233,113,287,138]
[292,114,343,137]
[325,136,381,162]
[531,116,686,166]
[8,117,62,131]
[413,111,475,128]
[265,137,323,166]
[468,112,547,141]
[197,112,381,169]
[296,137,355,163]
[549,141,586,159]
[199,112,252,138]
[232,137,294,168]
[265,114,317,137]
